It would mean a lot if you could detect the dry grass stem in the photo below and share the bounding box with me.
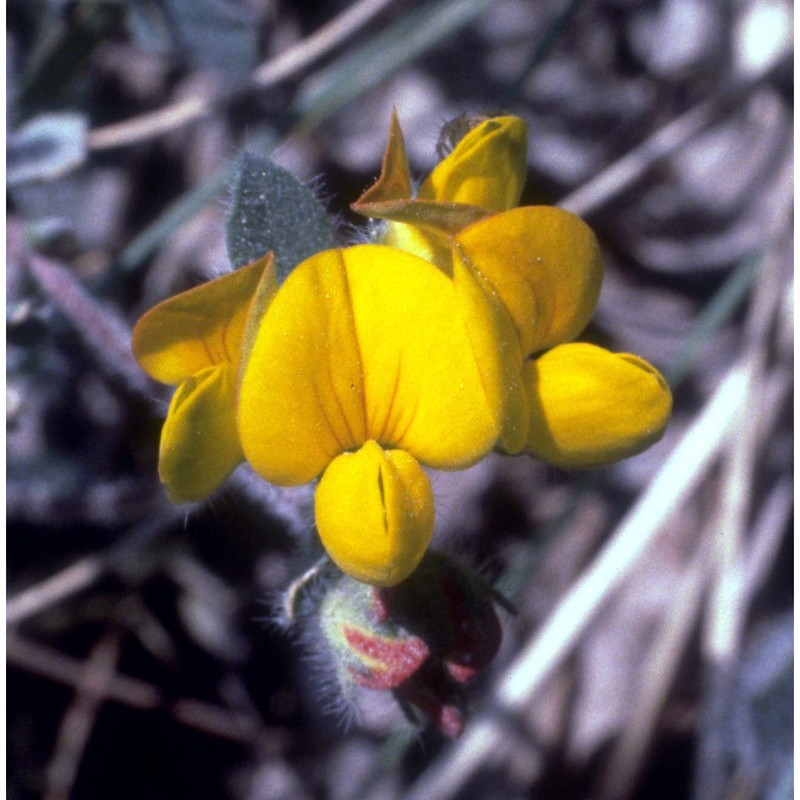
[7,631,285,750]
[88,0,397,151]
[702,219,790,668]
[251,0,396,88]
[600,534,711,799]
[43,629,124,800]
[692,228,791,800]
[560,53,790,219]
[7,512,181,626]
[7,558,105,627]
[26,251,154,400]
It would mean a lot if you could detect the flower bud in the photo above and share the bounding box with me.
[318,550,505,736]
[375,550,502,683]
[420,115,529,212]
[320,577,429,692]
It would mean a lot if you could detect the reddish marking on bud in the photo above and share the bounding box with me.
[444,659,478,684]
[398,679,465,738]
[343,626,429,689]
[371,587,390,623]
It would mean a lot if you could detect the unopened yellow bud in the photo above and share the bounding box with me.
[418,115,528,212]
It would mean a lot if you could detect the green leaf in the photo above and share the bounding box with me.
[7,112,88,186]
[226,152,336,282]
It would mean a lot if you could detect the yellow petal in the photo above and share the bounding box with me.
[326,245,499,469]
[418,116,528,211]
[523,343,672,468]
[238,245,500,485]
[354,116,525,269]
[238,252,279,367]
[314,441,434,586]
[452,255,529,453]
[238,248,368,485]
[454,206,603,356]
[132,254,273,385]
[159,364,243,503]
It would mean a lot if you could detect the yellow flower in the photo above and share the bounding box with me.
[354,112,672,468]
[418,113,528,211]
[132,253,276,503]
[237,244,512,585]
[132,111,673,590]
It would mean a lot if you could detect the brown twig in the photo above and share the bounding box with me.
[43,628,124,800]
[7,511,180,626]
[7,631,286,751]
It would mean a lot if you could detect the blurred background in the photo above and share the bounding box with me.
[6,1,793,798]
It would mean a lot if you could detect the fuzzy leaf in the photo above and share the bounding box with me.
[225,152,336,281]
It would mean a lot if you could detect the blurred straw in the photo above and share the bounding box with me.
[251,0,396,87]
[599,539,711,800]
[89,0,398,151]
[601,474,791,800]
[7,510,181,626]
[7,630,285,749]
[500,0,588,105]
[664,254,760,388]
[295,0,494,126]
[90,0,494,151]
[113,155,243,273]
[602,251,791,798]
[692,215,791,800]
[7,558,105,626]
[704,224,788,664]
[344,728,418,800]
[42,628,124,800]
[25,247,154,398]
[559,53,790,218]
